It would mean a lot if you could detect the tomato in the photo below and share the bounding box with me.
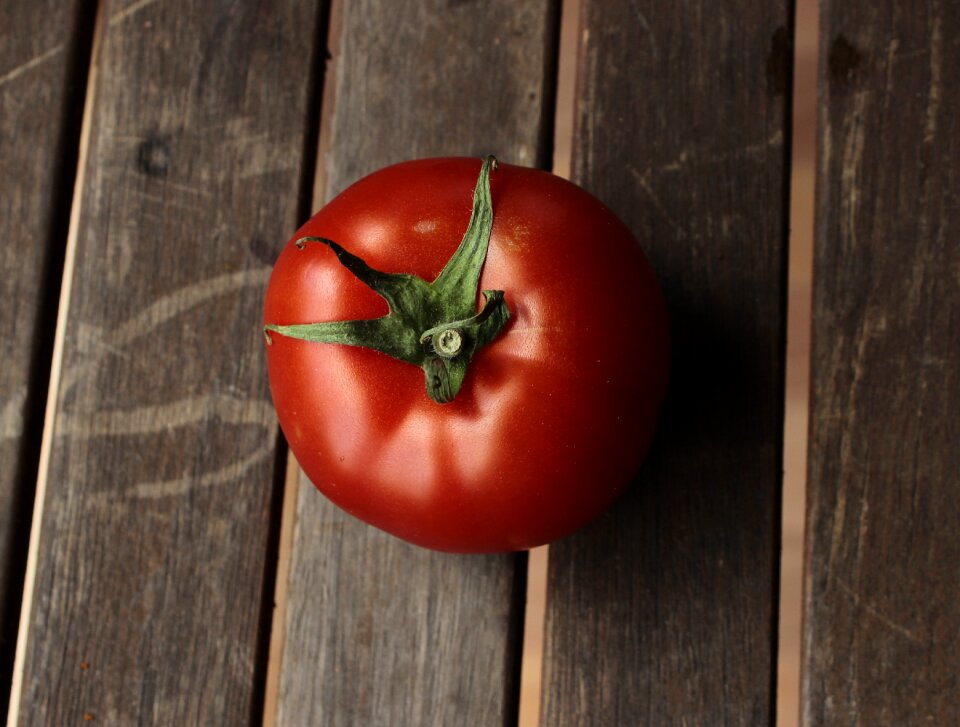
[263,157,669,553]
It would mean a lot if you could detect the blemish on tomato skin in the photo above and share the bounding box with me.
[497,222,532,253]
[413,219,438,235]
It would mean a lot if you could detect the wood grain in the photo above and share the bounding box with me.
[0,0,93,715]
[10,0,325,723]
[273,1,559,725]
[802,1,960,724]
[541,0,793,724]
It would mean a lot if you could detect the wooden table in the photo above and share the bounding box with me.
[1,0,956,724]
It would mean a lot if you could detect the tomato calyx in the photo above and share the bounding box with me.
[264,156,510,404]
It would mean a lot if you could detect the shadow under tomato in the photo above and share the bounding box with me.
[543,293,783,710]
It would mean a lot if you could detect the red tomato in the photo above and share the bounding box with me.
[264,157,668,553]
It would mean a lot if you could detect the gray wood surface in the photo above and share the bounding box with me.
[541,0,793,724]
[802,1,960,724]
[11,0,324,723]
[273,1,559,725]
[0,0,92,715]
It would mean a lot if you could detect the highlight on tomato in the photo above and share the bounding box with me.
[263,156,669,553]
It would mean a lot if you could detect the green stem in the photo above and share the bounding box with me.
[264,156,510,404]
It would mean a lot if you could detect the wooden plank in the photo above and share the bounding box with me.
[0,0,93,716]
[802,1,960,724]
[272,1,560,724]
[541,0,792,724]
[9,0,326,724]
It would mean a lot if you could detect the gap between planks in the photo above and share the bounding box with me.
[262,0,342,722]
[5,1,106,724]
[262,452,307,727]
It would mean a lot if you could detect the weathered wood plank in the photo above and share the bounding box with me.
[10,1,325,723]
[273,1,559,725]
[0,0,93,715]
[542,0,792,724]
[802,1,960,724]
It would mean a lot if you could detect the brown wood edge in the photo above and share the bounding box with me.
[769,2,800,725]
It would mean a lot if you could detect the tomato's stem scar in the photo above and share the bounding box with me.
[264,156,509,404]
[430,327,463,358]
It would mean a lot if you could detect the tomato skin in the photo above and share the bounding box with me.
[264,158,669,553]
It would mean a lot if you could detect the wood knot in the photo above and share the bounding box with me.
[137,136,172,178]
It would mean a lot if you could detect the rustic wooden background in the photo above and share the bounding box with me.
[1,0,956,725]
